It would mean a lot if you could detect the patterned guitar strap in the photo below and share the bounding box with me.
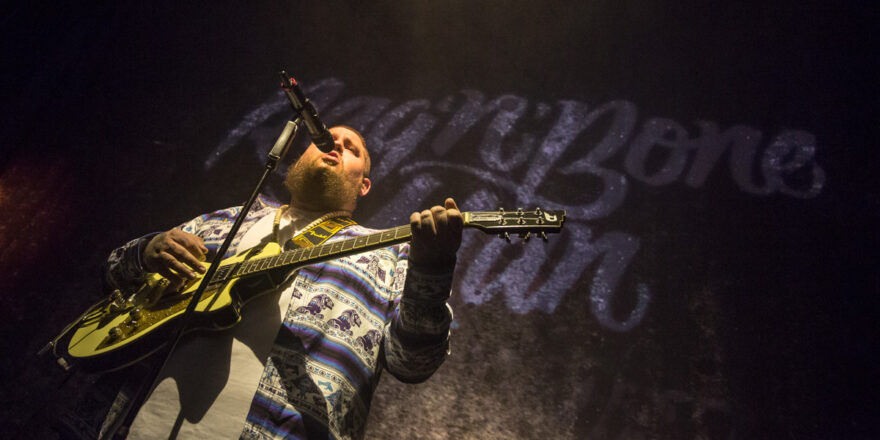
[272,205,357,250]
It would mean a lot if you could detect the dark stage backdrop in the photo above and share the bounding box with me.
[1,2,876,439]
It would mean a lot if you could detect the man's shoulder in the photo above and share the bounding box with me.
[255,194,283,211]
[178,195,281,238]
[199,194,281,222]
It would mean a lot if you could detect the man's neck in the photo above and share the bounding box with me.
[287,200,352,218]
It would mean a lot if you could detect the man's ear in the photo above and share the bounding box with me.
[359,177,371,197]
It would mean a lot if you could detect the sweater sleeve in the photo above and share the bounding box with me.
[101,204,244,294]
[382,243,454,383]
[102,233,160,294]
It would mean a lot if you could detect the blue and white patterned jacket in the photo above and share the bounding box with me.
[95,195,453,440]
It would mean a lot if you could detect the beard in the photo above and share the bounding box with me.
[283,156,360,212]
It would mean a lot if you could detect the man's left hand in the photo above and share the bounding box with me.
[409,198,463,272]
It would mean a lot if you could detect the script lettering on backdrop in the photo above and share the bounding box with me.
[205,78,826,332]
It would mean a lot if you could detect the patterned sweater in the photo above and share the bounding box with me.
[100,195,453,439]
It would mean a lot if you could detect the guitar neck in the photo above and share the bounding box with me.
[213,209,565,282]
[225,224,413,280]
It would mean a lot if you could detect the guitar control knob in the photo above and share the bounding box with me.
[131,308,143,320]
[109,326,122,339]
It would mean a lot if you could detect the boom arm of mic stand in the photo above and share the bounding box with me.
[101,118,302,440]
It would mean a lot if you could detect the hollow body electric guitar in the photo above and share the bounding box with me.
[63,208,564,372]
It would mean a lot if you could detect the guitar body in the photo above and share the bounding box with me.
[66,242,283,372]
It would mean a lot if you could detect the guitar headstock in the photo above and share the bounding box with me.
[463,207,566,242]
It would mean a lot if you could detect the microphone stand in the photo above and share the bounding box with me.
[101,116,302,440]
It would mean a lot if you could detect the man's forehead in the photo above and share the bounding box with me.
[331,126,367,150]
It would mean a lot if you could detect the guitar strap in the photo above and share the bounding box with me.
[289,216,357,249]
[272,205,357,250]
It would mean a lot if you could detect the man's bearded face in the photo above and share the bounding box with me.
[283,126,370,212]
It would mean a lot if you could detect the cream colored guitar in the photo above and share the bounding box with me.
[62,208,565,372]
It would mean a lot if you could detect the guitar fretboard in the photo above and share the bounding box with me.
[215,224,413,281]
[205,209,565,284]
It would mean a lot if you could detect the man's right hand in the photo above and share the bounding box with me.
[142,229,208,290]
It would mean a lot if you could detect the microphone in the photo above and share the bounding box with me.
[279,72,335,153]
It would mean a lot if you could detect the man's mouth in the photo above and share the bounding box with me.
[321,152,340,164]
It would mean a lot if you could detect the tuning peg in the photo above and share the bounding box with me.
[519,232,531,242]
[500,232,511,242]
[540,232,548,242]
